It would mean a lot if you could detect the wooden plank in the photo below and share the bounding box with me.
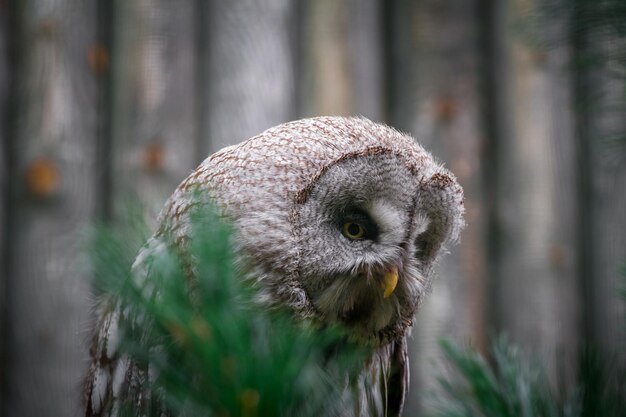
[384,0,418,134]
[491,0,580,384]
[200,0,296,153]
[300,0,383,121]
[385,0,487,412]
[110,1,198,224]
[4,1,99,415]
[344,0,384,120]
[583,25,626,358]
[0,2,10,412]
[300,0,352,117]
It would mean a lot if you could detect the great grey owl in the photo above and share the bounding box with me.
[84,116,464,417]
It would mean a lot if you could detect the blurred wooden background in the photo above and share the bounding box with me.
[1,1,624,416]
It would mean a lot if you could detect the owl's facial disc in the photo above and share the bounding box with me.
[295,154,428,341]
[309,200,412,332]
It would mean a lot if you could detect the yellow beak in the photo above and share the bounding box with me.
[380,267,399,298]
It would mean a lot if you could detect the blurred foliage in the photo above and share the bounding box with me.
[89,201,368,417]
[428,252,626,416]
[520,0,626,155]
[428,337,626,417]
[428,337,560,417]
[520,0,626,54]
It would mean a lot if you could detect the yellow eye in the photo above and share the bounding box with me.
[342,222,366,239]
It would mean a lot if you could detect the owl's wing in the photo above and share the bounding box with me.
[84,238,167,417]
[386,337,409,417]
[83,302,160,417]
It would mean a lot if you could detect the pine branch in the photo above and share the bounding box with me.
[428,336,626,417]
[89,203,367,417]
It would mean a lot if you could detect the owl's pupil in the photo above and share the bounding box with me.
[347,223,361,236]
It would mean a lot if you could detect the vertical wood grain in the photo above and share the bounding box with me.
[0,2,11,413]
[200,0,296,153]
[492,0,580,384]
[344,0,384,120]
[4,1,99,415]
[581,19,626,358]
[304,0,353,116]
[301,0,384,121]
[109,0,197,224]
[384,0,417,133]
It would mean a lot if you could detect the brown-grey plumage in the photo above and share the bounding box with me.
[84,116,464,417]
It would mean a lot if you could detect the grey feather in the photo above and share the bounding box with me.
[84,116,464,417]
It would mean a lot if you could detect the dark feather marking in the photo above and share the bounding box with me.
[387,338,409,417]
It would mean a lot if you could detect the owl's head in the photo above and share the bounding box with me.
[161,117,464,346]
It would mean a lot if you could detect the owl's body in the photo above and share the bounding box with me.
[84,117,464,417]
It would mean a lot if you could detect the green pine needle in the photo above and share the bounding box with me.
[429,337,559,417]
[429,337,625,417]
[89,202,368,417]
